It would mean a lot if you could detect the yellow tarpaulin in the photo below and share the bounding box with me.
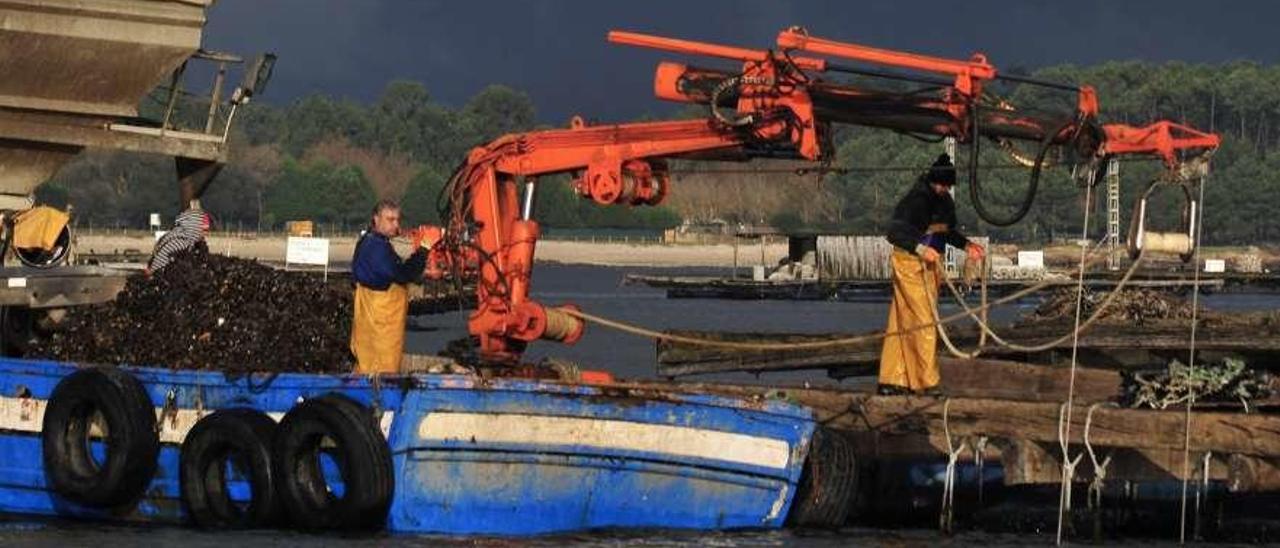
[12,206,69,251]
[350,283,408,374]
[878,248,942,392]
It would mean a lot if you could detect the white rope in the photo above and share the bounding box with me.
[1057,180,1095,546]
[939,398,967,535]
[1056,401,1086,543]
[931,255,988,358]
[973,435,989,506]
[1179,173,1208,544]
[1084,403,1116,511]
[1193,450,1212,539]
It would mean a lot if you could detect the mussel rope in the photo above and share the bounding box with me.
[1179,172,1208,543]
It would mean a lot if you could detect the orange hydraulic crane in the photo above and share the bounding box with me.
[424,27,1221,363]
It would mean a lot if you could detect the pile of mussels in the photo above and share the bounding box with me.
[29,247,354,374]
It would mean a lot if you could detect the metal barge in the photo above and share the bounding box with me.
[0,358,841,534]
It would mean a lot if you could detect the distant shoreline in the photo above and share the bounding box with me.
[73,233,1277,271]
[73,233,791,269]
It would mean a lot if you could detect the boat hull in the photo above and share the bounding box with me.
[0,358,813,534]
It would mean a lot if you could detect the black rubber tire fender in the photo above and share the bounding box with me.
[180,408,282,528]
[41,366,160,508]
[272,393,393,531]
[787,426,858,528]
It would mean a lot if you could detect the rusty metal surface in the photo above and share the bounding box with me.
[0,0,215,201]
[0,265,130,307]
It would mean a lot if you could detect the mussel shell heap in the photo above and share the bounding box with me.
[30,247,354,374]
[1029,287,1200,325]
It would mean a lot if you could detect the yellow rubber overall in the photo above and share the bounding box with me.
[350,283,408,374]
[878,248,942,391]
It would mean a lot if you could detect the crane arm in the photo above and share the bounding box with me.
[427,27,1220,364]
[438,115,817,362]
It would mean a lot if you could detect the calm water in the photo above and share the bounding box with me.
[17,264,1276,546]
[6,519,1183,548]
[407,263,1036,384]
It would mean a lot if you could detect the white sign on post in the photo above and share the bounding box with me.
[149,213,161,229]
[1204,259,1225,273]
[285,236,331,280]
[1017,250,1045,269]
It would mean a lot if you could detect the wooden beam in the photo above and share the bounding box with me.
[613,380,1280,458]
[1227,455,1280,492]
[842,395,1280,457]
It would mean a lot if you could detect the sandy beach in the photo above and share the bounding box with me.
[73,232,790,269]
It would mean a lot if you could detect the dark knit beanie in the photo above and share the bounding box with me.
[928,153,956,186]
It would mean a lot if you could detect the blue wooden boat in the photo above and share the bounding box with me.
[0,358,845,535]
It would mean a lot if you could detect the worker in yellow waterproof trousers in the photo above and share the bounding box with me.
[879,154,984,395]
[350,199,427,374]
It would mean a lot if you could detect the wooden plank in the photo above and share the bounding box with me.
[1227,455,1280,492]
[999,439,1062,485]
[934,358,1121,403]
[843,395,1280,457]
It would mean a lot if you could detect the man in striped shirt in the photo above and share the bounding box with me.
[147,208,210,274]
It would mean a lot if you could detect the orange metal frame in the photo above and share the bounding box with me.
[426,27,1220,363]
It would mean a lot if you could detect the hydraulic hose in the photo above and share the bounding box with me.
[966,104,1072,227]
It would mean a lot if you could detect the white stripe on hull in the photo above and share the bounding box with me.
[418,412,793,470]
[0,395,394,444]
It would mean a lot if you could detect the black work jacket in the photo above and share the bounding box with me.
[885,180,969,253]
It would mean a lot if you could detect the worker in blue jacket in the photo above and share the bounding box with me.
[350,199,426,373]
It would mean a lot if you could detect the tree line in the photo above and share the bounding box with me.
[36,59,1280,244]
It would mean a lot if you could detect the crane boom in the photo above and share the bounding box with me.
[424,27,1220,364]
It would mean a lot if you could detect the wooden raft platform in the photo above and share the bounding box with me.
[655,316,1280,376]
[628,365,1280,491]
[625,272,1233,301]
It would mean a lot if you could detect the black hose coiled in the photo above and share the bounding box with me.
[966,104,1074,227]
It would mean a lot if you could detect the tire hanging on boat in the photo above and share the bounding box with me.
[786,426,858,528]
[272,393,393,531]
[180,408,283,528]
[40,366,160,508]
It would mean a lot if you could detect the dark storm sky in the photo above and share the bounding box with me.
[202,1,1279,123]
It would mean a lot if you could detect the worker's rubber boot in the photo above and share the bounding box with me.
[918,385,945,397]
[876,384,913,396]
